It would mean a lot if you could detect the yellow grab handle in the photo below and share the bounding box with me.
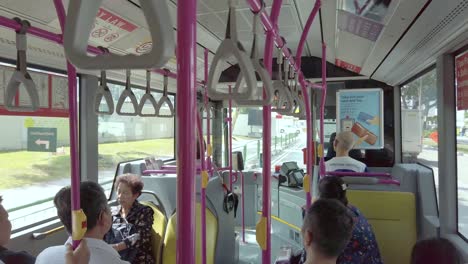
[303,174,310,193]
[71,209,87,240]
[317,143,323,158]
[201,170,209,189]
[256,216,267,250]
[207,144,213,157]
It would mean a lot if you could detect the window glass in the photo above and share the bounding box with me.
[401,68,438,175]
[97,82,175,192]
[455,50,468,239]
[0,64,72,231]
[230,107,306,170]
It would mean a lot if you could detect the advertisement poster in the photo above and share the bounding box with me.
[336,88,384,149]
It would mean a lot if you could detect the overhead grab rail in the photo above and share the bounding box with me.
[156,70,175,117]
[63,0,174,70]
[138,70,159,117]
[234,7,274,106]
[207,0,256,101]
[116,70,139,116]
[94,47,114,115]
[5,18,39,112]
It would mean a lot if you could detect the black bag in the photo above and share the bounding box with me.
[104,219,138,262]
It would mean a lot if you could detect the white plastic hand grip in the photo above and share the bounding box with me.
[234,12,273,106]
[94,71,114,115]
[272,82,294,114]
[234,63,274,106]
[207,5,256,101]
[116,70,138,116]
[5,71,39,112]
[156,75,174,118]
[138,71,158,117]
[64,0,174,70]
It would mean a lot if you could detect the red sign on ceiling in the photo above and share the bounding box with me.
[456,51,468,110]
[335,59,362,74]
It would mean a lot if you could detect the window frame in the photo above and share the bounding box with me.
[0,60,77,233]
[103,78,177,162]
[454,46,468,242]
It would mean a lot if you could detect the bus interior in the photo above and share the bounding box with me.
[0,0,467,263]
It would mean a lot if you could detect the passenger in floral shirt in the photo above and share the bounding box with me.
[105,174,154,264]
[299,176,383,264]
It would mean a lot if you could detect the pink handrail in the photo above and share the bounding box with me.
[246,0,323,92]
[53,0,81,249]
[176,0,197,263]
[241,170,246,243]
[204,48,212,172]
[379,179,401,186]
[228,85,233,191]
[295,0,321,209]
[256,0,285,262]
[319,43,327,177]
[327,171,392,178]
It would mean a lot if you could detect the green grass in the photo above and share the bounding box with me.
[0,138,174,190]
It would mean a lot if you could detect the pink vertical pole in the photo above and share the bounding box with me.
[204,49,212,171]
[241,171,246,243]
[263,0,283,262]
[53,0,81,249]
[196,110,207,264]
[319,43,327,177]
[295,0,321,208]
[229,85,233,191]
[177,0,197,263]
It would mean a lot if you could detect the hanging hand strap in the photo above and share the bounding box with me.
[207,0,256,101]
[116,69,139,116]
[94,70,114,115]
[64,0,174,69]
[234,8,273,106]
[156,70,175,117]
[5,18,39,112]
[138,70,159,117]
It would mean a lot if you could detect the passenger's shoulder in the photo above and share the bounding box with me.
[35,246,65,264]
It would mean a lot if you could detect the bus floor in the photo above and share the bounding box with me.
[237,227,302,264]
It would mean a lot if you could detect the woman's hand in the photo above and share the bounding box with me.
[65,240,90,264]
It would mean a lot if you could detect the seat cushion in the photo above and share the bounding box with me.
[347,190,417,264]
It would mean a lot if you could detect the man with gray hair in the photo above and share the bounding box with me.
[325,131,368,172]
[36,181,129,264]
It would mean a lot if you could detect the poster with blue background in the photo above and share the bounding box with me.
[336,88,384,149]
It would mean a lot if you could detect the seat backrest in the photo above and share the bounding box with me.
[347,190,417,264]
[140,201,167,264]
[162,203,218,264]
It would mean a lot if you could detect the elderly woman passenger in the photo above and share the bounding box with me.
[105,174,154,264]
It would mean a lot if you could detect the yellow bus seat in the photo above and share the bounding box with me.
[347,190,417,264]
[140,201,167,264]
[162,203,218,264]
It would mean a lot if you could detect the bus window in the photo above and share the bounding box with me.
[455,49,468,239]
[401,68,438,180]
[0,64,72,231]
[230,107,306,170]
[97,81,175,194]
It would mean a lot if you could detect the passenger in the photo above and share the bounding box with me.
[0,196,36,264]
[35,181,129,264]
[319,176,383,264]
[65,240,89,264]
[104,174,154,264]
[301,199,354,264]
[326,132,363,160]
[411,238,461,264]
[326,131,368,172]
